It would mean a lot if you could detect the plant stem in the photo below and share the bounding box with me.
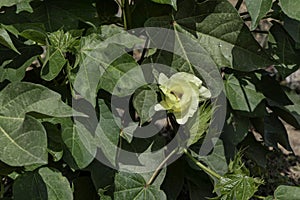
[0,176,4,198]
[121,0,131,30]
[146,148,178,186]
[183,149,221,179]
[253,195,267,199]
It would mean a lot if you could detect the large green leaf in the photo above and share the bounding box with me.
[145,0,273,71]
[143,26,223,97]
[245,0,272,30]
[62,121,97,169]
[99,54,146,97]
[114,172,167,200]
[75,26,143,106]
[0,115,47,166]
[225,75,265,113]
[274,185,300,200]
[0,0,34,13]
[150,0,177,10]
[280,0,300,21]
[13,167,73,200]
[0,82,81,166]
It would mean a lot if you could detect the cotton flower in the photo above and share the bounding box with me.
[154,72,211,124]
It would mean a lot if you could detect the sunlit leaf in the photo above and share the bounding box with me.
[0,82,82,166]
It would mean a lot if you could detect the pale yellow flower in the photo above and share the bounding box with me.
[154,72,211,124]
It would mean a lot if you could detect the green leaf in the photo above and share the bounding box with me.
[133,87,157,125]
[0,24,20,54]
[38,168,73,200]
[99,54,146,97]
[245,0,272,30]
[223,113,249,146]
[95,99,120,166]
[62,121,97,169]
[225,75,265,113]
[0,37,43,76]
[15,23,47,44]
[43,122,63,162]
[75,27,144,106]
[120,122,139,143]
[0,0,34,13]
[0,115,47,166]
[280,0,300,21]
[150,0,177,10]
[274,185,300,200]
[144,26,222,98]
[199,139,228,176]
[185,103,212,147]
[283,16,300,49]
[264,113,293,152]
[86,160,115,192]
[146,0,273,71]
[114,172,167,200]
[0,82,79,166]
[214,174,262,200]
[13,167,73,200]
[41,30,79,81]
[0,57,36,82]
[269,21,300,78]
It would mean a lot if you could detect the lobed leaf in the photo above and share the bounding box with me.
[114,172,167,200]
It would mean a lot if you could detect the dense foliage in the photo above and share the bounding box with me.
[0,0,299,199]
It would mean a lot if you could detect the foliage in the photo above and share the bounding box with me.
[0,0,300,199]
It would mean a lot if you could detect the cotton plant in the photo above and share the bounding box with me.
[154,72,211,124]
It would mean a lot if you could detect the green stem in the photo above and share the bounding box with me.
[253,195,267,199]
[146,149,178,186]
[0,176,4,198]
[121,0,131,30]
[184,149,221,179]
